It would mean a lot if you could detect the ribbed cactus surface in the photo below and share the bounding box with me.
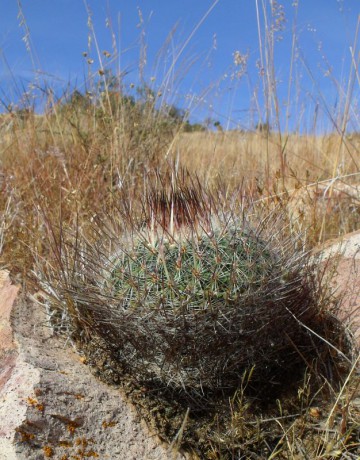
[98,222,316,402]
[109,228,276,311]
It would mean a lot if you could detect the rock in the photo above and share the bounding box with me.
[0,271,186,460]
[0,270,23,460]
[318,230,360,346]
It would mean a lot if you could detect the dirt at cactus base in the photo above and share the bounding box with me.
[78,332,359,459]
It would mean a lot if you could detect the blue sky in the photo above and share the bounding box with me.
[0,0,359,131]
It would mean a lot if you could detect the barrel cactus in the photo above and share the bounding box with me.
[68,186,326,405]
[40,180,337,408]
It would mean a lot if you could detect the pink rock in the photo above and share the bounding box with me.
[319,230,360,346]
[0,271,186,460]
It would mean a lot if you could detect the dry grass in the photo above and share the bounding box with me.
[173,131,360,246]
[175,131,360,188]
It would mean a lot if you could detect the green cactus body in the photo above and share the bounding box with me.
[100,225,297,396]
[109,228,276,312]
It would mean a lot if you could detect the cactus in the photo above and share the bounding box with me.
[41,178,340,408]
[108,228,271,364]
[89,207,322,403]
[109,228,276,308]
